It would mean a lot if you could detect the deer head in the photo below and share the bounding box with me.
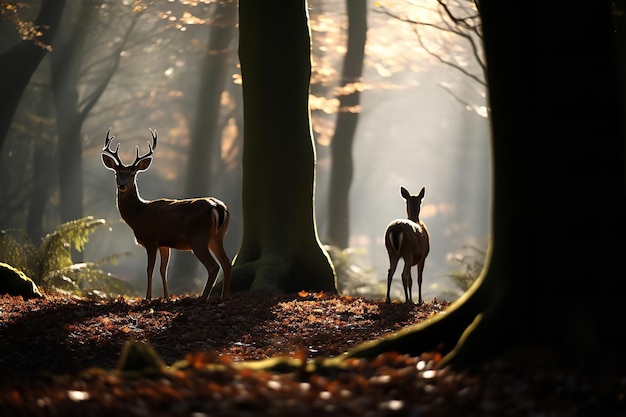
[101,128,157,194]
[401,186,425,223]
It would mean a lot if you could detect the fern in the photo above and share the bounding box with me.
[36,217,105,282]
[44,261,134,298]
[0,217,136,298]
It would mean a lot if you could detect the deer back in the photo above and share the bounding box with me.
[125,197,228,251]
[385,219,429,264]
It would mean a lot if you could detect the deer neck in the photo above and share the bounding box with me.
[116,184,147,225]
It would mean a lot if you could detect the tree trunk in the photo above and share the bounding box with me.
[170,1,238,292]
[50,1,129,261]
[50,30,84,226]
[326,0,367,248]
[232,0,336,293]
[0,0,66,150]
[50,0,130,227]
[27,127,56,242]
[184,1,238,198]
[338,0,626,369]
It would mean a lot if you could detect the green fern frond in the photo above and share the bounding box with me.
[44,261,136,298]
[1,217,136,298]
[0,230,37,278]
[37,217,106,282]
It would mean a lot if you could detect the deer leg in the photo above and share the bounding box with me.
[159,247,170,299]
[191,241,220,301]
[145,246,158,300]
[401,260,413,304]
[209,237,231,298]
[417,260,425,305]
[386,253,400,303]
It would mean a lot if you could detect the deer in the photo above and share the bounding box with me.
[101,128,231,301]
[384,186,430,304]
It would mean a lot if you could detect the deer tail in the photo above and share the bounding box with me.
[212,204,228,233]
[388,228,404,254]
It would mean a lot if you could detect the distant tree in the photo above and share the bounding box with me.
[326,0,367,249]
[184,0,237,199]
[170,0,238,290]
[51,1,141,225]
[0,0,66,150]
[231,0,336,293]
[338,0,626,368]
[26,106,56,241]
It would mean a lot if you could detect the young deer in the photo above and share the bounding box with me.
[385,186,430,304]
[101,129,231,301]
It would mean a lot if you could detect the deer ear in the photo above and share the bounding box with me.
[400,187,410,199]
[102,153,118,171]
[418,187,425,199]
[135,157,152,172]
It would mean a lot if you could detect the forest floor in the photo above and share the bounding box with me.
[0,292,625,416]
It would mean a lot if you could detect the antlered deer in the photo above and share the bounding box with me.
[385,186,430,304]
[101,129,231,301]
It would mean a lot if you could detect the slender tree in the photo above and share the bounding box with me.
[326,0,367,249]
[170,0,238,290]
[232,0,336,293]
[26,110,56,241]
[334,0,626,368]
[184,1,237,198]
[50,1,139,224]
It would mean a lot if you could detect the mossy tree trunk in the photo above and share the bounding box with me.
[338,0,626,368]
[231,0,337,293]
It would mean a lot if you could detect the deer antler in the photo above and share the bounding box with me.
[132,129,157,167]
[103,128,122,166]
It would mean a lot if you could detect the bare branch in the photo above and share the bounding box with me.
[413,25,485,86]
[373,2,485,85]
[436,0,480,29]
[79,11,142,120]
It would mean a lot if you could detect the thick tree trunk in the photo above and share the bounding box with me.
[326,0,367,248]
[232,0,336,293]
[337,0,626,368]
[0,0,66,150]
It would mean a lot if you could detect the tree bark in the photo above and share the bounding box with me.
[232,0,336,293]
[0,0,66,150]
[326,0,367,248]
[336,0,626,369]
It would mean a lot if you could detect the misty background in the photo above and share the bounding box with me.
[0,0,489,300]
